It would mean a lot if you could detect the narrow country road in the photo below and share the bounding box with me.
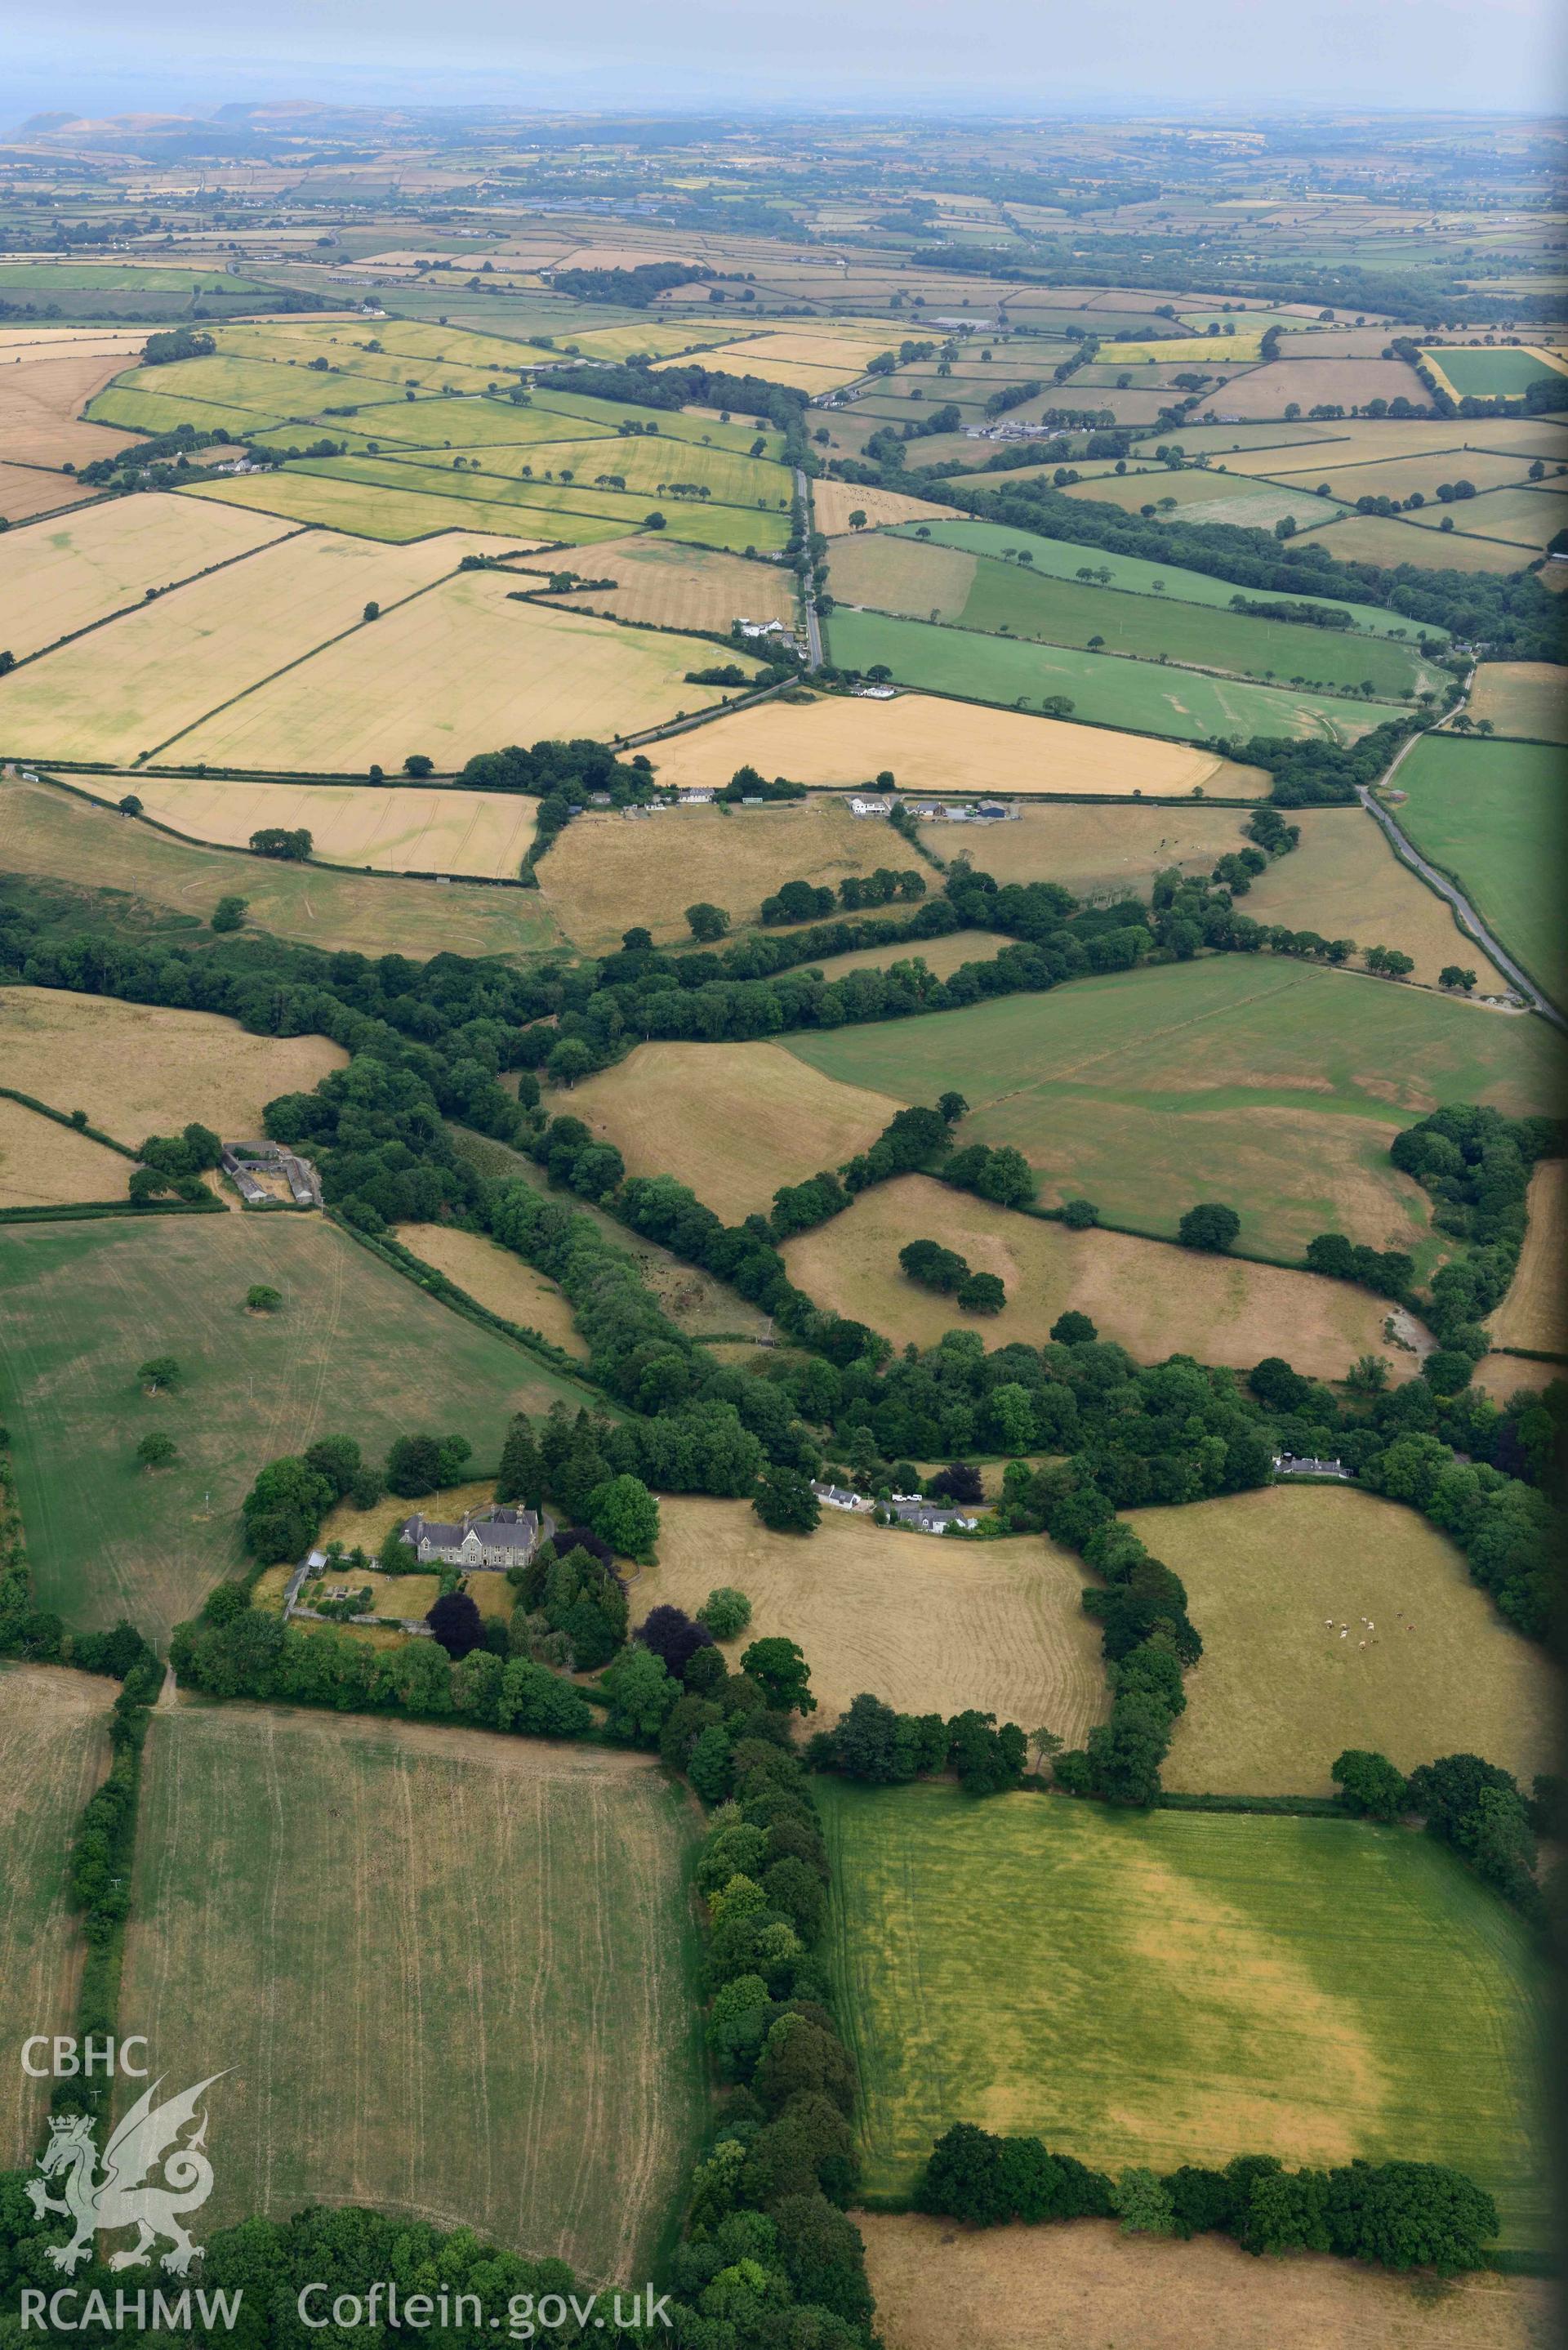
[1358,699,1566,1032]
[795,467,824,669]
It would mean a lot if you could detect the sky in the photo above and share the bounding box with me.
[4,0,1564,124]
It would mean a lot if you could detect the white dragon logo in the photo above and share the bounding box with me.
[26,2074,227,2276]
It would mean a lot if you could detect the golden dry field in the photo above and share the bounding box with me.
[780,1174,1414,1382]
[0,774,562,963]
[857,2214,1552,2350]
[548,534,797,631]
[1242,809,1512,992]
[811,479,960,535]
[943,800,1250,892]
[0,462,99,524]
[1303,514,1531,573]
[1404,486,1568,553]
[0,985,346,1144]
[0,1665,113,2168]
[1472,1353,1564,1402]
[128,774,539,877]
[540,797,898,951]
[394,1224,588,1355]
[0,528,526,764]
[183,470,559,544]
[0,1095,132,1209]
[0,493,293,661]
[1467,662,1568,742]
[1487,1160,1568,1356]
[1213,418,1568,475]
[1208,357,1428,416]
[644,690,1270,800]
[568,1040,897,1220]
[0,345,140,466]
[1266,448,1539,503]
[1134,1486,1559,1794]
[800,930,1009,983]
[633,1495,1108,1741]
[121,1704,705,2281]
[172,573,762,774]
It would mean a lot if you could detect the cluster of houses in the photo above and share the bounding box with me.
[812,1481,981,1535]
[845,794,1013,822]
[221,1142,323,1209]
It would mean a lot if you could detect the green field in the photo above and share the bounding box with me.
[1392,737,1568,1009]
[888,516,1440,638]
[818,1781,1550,2250]
[123,1702,705,2281]
[822,609,1408,745]
[287,453,792,551]
[831,534,1438,698]
[0,1664,112,2167]
[1424,346,1568,399]
[782,955,1565,1260]
[0,1215,601,1648]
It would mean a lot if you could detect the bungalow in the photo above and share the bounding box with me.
[889,1497,980,1534]
[399,1504,539,1570]
[848,794,893,817]
[811,1482,872,1513]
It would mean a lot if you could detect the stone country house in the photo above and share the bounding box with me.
[399,1505,539,1570]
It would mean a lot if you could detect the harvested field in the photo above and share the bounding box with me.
[1134,1486,1558,1795]
[781,1174,1413,1383]
[783,956,1565,1264]
[540,797,896,952]
[172,574,762,774]
[1060,466,1253,515]
[1467,662,1568,742]
[0,346,139,466]
[1266,448,1542,503]
[394,1223,588,1356]
[1242,808,1511,993]
[1488,1161,1568,1357]
[1303,513,1532,573]
[819,1781,1550,2249]
[1200,356,1428,416]
[1403,485,1568,553]
[825,609,1407,747]
[1473,1353,1566,1402]
[1215,418,1568,474]
[644,692,1270,800]
[812,479,958,535]
[546,535,796,632]
[0,527,523,765]
[122,1704,704,2281]
[0,774,561,964]
[631,1495,1107,1741]
[0,985,344,1147]
[127,775,538,878]
[184,470,561,544]
[1392,737,1568,1008]
[0,1214,599,1643]
[0,494,294,662]
[857,2213,1552,2350]
[568,1041,898,1222]
[0,1095,131,1210]
[800,930,1009,983]
[0,1665,113,2168]
[942,799,1250,893]
[0,463,99,524]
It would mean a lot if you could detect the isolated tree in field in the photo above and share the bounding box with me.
[899,1238,969,1293]
[118,793,142,816]
[848,509,867,530]
[136,1433,177,1473]
[1060,1197,1099,1229]
[753,1465,820,1534]
[137,1354,180,1394]
[1439,965,1478,992]
[403,753,434,777]
[698,1585,753,1640]
[1178,1202,1241,1253]
[249,826,312,861]
[1332,1748,1409,1822]
[426,1588,483,1659]
[586,1472,659,1558]
[621,926,654,952]
[742,1635,816,1714]
[245,1285,282,1313]
[685,901,730,942]
[957,1271,1006,1314]
[363,600,380,622]
[211,894,247,933]
[1050,1310,1097,1345]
